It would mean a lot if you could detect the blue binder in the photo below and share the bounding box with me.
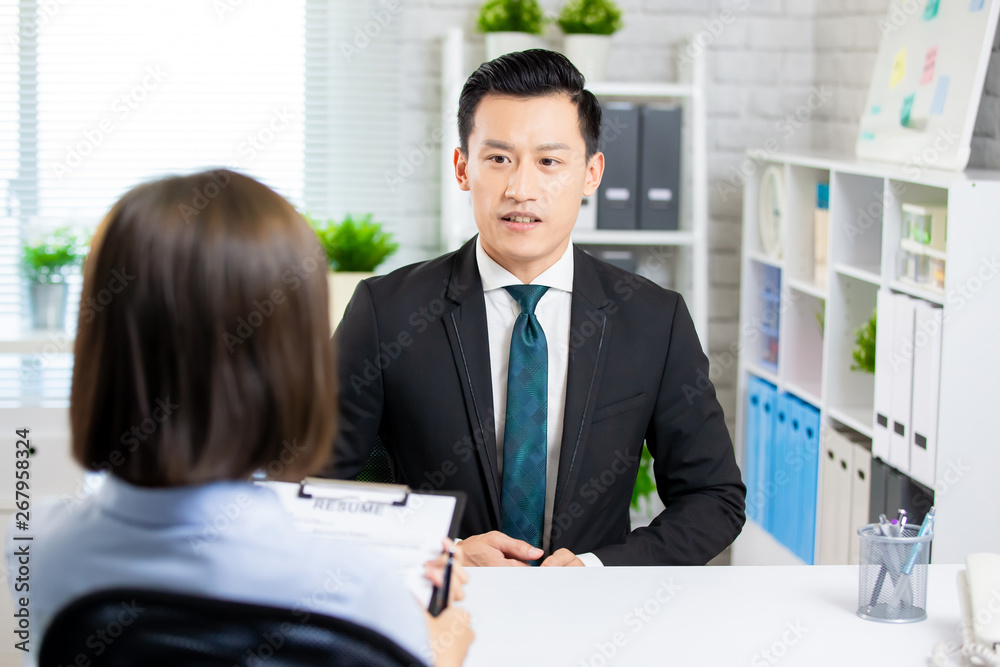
[770,393,799,551]
[798,401,821,564]
[757,379,777,531]
[784,396,804,556]
[745,377,764,524]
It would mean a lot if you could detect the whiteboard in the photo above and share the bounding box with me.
[856,0,1000,171]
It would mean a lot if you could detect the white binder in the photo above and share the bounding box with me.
[909,301,944,488]
[848,442,872,565]
[888,293,916,473]
[816,427,853,565]
[872,289,894,463]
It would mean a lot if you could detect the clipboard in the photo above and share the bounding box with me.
[296,476,466,540]
[258,477,465,606]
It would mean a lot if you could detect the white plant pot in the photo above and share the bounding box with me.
[562,33,612,83]
[484,31,542,61]
[328,272,373,331]
[30,282,68,330]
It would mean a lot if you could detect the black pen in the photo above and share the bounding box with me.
[428,545,455,617]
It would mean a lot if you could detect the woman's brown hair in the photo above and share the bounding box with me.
[71,169,336,486]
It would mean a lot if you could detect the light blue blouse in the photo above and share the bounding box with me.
[5,475,430,665]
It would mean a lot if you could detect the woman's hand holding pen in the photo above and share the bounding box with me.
[425,538,474,667]
[424,538,470,605]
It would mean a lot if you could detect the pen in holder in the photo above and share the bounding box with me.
[857,520,933,623]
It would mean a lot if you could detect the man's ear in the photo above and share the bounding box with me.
[583,151,604,197]
[454,147,471,192]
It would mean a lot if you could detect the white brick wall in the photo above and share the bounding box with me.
[812,1,1000,171]
[383,0,1000,431]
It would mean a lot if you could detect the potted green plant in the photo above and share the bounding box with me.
[310,214,399,328]
[476,0,545,61]
[629,444,663,528]
[557,0,623,82]
[22,227,88,330]
[851,310,876,374]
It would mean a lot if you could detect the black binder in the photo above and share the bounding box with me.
[638,106,682,230]
[597,103,640,230]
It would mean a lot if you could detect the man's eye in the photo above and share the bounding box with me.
[489,156,509,164]
[540,158,559,166]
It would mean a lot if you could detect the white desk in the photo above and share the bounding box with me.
[462,565,964,666]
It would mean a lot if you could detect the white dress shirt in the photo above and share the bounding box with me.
[476,238,602,567]
[6,475,431,665]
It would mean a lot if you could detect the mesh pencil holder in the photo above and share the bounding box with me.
[857,523,933,623]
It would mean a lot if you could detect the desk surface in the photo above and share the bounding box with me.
[462,565,963,666]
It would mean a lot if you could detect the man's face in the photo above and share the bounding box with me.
[454,92,603,281]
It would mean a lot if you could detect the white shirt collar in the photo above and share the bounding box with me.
[475,236,574,293]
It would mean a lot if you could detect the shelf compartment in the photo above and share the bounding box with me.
[883,180,948,295]
[827,406,874,439]
[785,380,821,410]
[888,280,945,305]
[743,158,789,261]
[825,272,877,436]
[784,165,831,288]
[579,244,682,292]
[830,172,885,281]
[745,362,780,387]
[833,262,881,286]
[748,251,783,270]
[781,288,825,405]
[744,260,783,372]
[787,277,827,301]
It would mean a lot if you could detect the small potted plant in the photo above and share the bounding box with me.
[630,444,663,529]
[476,0,545,61]
[311,214,398,328]
[851,310,876,374]
[22,227,88,330]
[557,0,624,82]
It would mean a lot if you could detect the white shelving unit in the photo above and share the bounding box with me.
[732,149,1000,565]
[439,29,709,349]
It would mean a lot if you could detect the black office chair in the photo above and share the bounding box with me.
[40,588,427,667]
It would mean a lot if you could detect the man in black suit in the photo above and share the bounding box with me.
[331,49,745,566]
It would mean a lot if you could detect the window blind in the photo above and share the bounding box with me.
[1,0,311,403]
[2,0,411,405]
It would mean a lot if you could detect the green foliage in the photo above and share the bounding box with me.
[309,214,399,273]
[630,444,656,511]
[815,308,825,337]
[22,227,88,284]
[557,0,623,35]
[851,310,876,374]
[476,0,545,34]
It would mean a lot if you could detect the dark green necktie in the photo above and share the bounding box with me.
[500,285,549,553]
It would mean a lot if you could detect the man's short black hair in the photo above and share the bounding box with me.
[458,48,602,160]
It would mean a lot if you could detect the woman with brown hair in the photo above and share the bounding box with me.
[7,170,471,666]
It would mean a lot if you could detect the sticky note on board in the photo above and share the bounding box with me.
[871,105,882,115]
[890,48,907,88]
[923,0,941,19]
[921,47,938,85]
[900,93,915,127]
[970,0,985,11]
[930,76,950,115]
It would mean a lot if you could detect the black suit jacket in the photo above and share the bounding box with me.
[330,237,745,565]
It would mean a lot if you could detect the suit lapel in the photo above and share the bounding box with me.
[442,237,502,526]
[553,248,613,529]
